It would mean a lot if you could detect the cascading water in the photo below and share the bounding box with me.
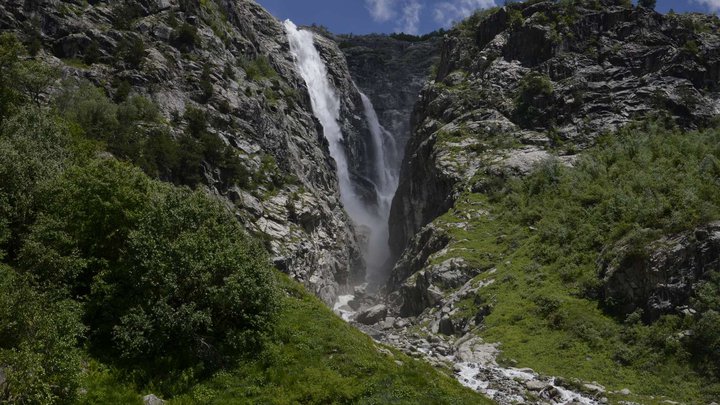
[284,20,398,287]
[358,92,400,283]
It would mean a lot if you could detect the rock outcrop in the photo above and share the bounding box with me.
[339,34,441,165]
[364,3,720,402]
[601,221,720,321]
[389,0,720,291]
[0,0,372,303]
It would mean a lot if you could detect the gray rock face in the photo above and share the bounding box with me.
[0,0,373,303]
[143,394,165,405]
[339,34,440,166]
[356,304,388,325]
[388,1,720,289]
[601,221,720,321]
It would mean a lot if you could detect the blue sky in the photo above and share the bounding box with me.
[256,0,719,35]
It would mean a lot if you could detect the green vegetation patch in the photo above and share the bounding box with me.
[241,55,278,82]
[169,275,489,405]
[434,121,720,403]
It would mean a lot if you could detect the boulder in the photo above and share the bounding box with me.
[601,222,720,321]
[525,380,548,391]
[438,316,455,336]
[355,304,388,325]
[143,394,165,405]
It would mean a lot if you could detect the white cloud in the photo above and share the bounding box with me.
[396,1,423,34]
[433,0,497,27]
[693,0,720,11]
[366,0,397,22]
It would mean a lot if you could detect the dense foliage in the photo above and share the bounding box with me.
[54,81,250,189]
[515,72,554,127]
[0,34,278,402]
[0,268,84,404]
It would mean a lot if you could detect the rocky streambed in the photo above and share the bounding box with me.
[335,290,607,405]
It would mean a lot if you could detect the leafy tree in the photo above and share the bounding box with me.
[18,159,278,373]
[638,0,657,9]
[56,82,119,141]
[19,159,151,297]
[0,34,58,116]
[0,33,26,122]
[14,60,59,106]
[0,108,73,259]
[104,186,279,367]
[0,266,84,405]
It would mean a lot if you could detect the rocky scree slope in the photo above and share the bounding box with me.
[347,1,720,403]
[0,0,377,304]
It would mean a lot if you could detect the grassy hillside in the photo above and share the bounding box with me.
[431,121,720,403]
[78,275,487,405]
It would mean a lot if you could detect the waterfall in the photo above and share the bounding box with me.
[358,92,400,283]
[285,20,398,286]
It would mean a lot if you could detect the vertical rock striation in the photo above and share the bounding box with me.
[339,34,441,177]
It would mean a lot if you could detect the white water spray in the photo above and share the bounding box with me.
[285,20,398,285]
[358,92,400,283]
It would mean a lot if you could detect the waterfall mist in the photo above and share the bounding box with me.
[285,21,399,286]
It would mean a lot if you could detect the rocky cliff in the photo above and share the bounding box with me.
[339,34,441,170]
[0,0,375,304]
[390,0,720,285]
[348,1,720,403]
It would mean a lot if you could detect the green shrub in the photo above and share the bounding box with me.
[112,79,132,103]
[508,7,524,29]
[19,159,152,296]
[118,36,146,69]
[683,40,700,56]
[0,33,27,121]
[179,106,250,188]
[515,72,554,127]
[112,1,144,30]
[173,23,200,52]
[241,56,277,81]
[107,186,279,367]
[691,310,720,376]
[83,40,101,65]
[56,82,119,140]
[0,108,73,258]
[199,64,214,102]
[18,158,279,375]
[0,266,84,405]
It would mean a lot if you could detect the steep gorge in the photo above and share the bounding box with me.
[3,0,720,403]
[344,1,720,404]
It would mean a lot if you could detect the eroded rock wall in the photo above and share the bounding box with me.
[0,0,370,303]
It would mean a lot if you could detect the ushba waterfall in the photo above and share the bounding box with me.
[284,20,399,292]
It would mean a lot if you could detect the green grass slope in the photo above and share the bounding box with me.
[428,122,720,403]
[81,274,489,405]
